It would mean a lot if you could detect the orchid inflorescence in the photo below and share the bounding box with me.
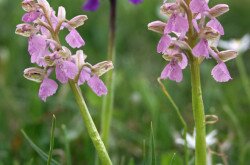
[16,0,113,101]
[148,0,238,83]
[83,0,143,11]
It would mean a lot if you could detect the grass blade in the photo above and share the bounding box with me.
[148,122,156,165]
[170,153,176,165]
[47,115,56,165]
[62,124,72,165]
[21,127,59,164]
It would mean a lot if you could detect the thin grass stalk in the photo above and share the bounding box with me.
[47,115,56,165]
[158,78,189,165]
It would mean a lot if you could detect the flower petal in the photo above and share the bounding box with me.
[178,53,188,69]
[161,60,183,82]
[66,29,85,48]
[56,63,68,84]
[211,62,232,82]
[164,13,189,34]
[192,39,209,58]
[190,0,209,13]
[78,67,91,85]
[56,61,78,83]
[87,75,107,96]
[22,11,40,23]
[207,18,224,35]
[28,35,48,66]
[157,35,171,54]
[39,78,58,101]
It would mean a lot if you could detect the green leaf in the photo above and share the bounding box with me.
[21,130,60,165]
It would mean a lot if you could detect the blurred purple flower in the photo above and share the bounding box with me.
[129,0,143,4]
[82,0,100,11]
[82,0,143,12]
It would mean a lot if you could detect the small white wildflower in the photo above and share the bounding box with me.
[219,34,250,54]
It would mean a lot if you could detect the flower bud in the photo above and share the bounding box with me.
[58,6,66,22]
[171,40,192,51]
[15,23,37,37]
[218,50,237,62]
[160,3,179,16]
[37,0,51,13]
[67,15,88,28]
[59,46,71,58]
[199,27,220,40]
[162,54,172,61]
[23,67,45,82]
[209,4,229,18]
[148,21,166,34]
[22,0,37,12]
[92,61,114,77]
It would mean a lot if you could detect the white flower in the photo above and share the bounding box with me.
[219,34,250,54]
[175,129,218,149]
[175,129,218,165]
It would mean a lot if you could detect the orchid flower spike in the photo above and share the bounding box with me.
[16,0,114,101]
[148,0,237,83]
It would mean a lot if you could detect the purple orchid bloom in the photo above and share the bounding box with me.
[16,0,114,101]
[148,0,237,83]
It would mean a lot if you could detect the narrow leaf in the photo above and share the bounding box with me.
[47,115,56,165]
[149,122,156,165]
[21,130,59,165]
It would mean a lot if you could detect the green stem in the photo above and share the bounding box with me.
[69,81,112,165]
[157,78,188,165]
[190,58,206,165]
[101,0,116,148]
[235,55,250,102]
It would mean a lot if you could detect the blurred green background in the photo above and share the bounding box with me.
[0,0,250,164]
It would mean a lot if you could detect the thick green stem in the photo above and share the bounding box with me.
[235,55,250,102]
[190,58,206,165]
[101,0,116,148]
[69,81,112,165]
